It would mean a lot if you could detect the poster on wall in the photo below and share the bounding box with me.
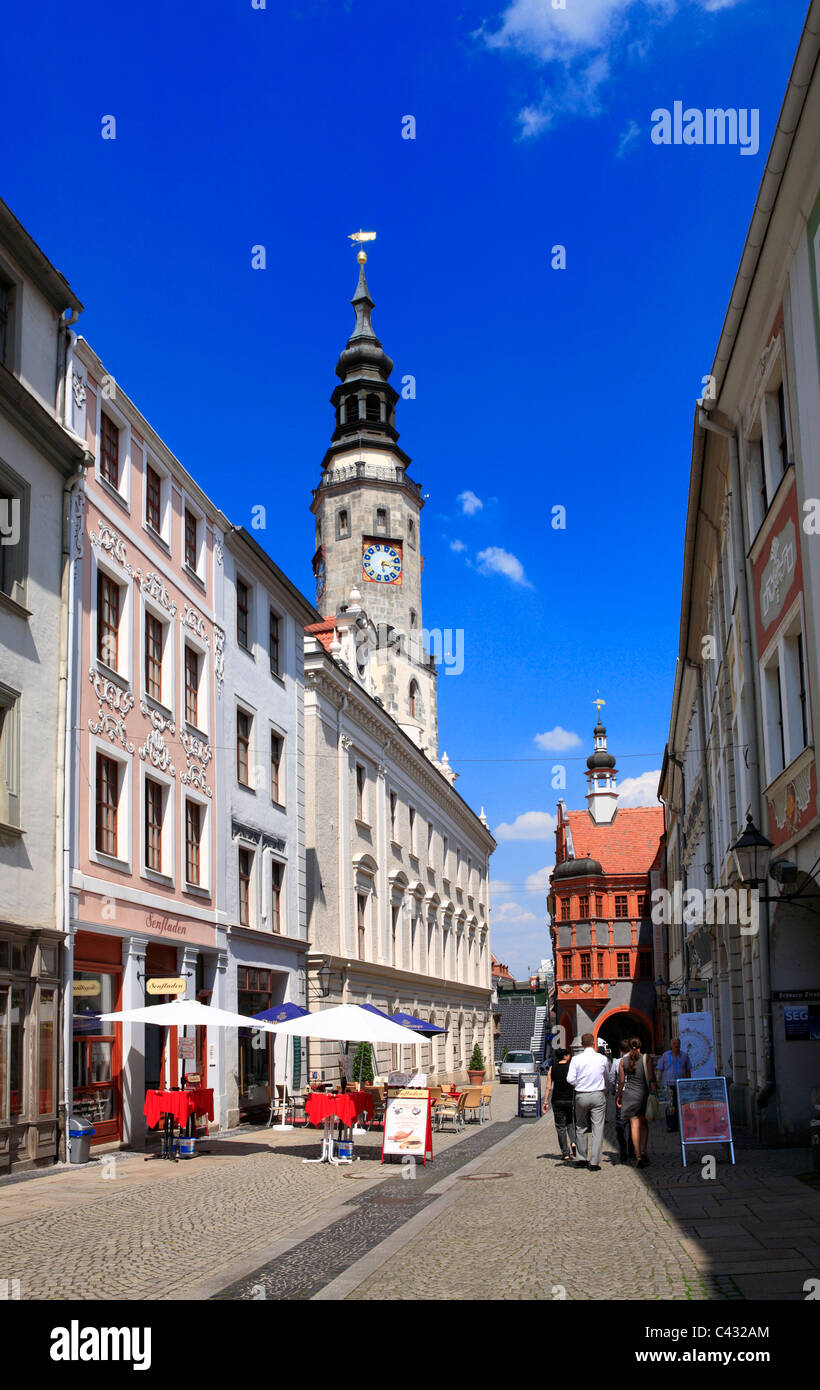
[677,1076,734,1166]
[382,1088,433,1163]
[677,1011,715,1078]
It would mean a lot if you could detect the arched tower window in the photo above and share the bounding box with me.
[365,393,381,422]
[345,393,360,425]
[409,680,419,718]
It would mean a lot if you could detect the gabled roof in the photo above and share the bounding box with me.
[305,618,338,652]
[564,807,664,877]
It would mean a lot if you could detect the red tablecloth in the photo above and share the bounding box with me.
[304,1091,373,1128]
[143,1088,214,1129]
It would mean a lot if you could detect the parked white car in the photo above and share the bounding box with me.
[499,1050,536,1083]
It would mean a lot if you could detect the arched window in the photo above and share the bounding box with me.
[345,394,360,425]
[365,393,381,422]
[409,681,419,718]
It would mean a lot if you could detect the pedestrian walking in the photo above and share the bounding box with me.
[616,1037,658,1167]
[544,1046,577,1161]
[610,1038,636,1162]
[655,1037,691,1131]
[566,1033,610,1170]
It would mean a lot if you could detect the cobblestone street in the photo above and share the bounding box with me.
[1,1088,818,1302]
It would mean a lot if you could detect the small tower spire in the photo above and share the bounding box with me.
[585,700,619,825]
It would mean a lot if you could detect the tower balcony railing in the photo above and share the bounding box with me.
[316,459,423,497]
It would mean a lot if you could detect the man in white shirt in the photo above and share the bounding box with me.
[567,1033,610,1170]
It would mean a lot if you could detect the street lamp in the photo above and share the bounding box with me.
[730,814,774,887]
[317,960,332,998]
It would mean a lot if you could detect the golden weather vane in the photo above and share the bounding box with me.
[348,229,377,264]
[593,695,606,720]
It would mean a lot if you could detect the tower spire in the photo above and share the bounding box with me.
[585,700,619,824]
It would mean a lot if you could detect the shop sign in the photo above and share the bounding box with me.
[677,1076,734,1166]
[774,989,820,1001]
[382,1088,433,1163]
[145,913,188,937]
[784,1005,820,1041]
[73,980,101,997]
[146,977,186,995]
[178,1037,196,1059]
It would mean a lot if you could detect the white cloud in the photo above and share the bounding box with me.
[526,865,554,894]
[534,726,581,752]
[489,878,513,896]
[450,538,467,552]
[615,769,662,806]
[458,489,484,516]
[493,811,556,842]
[476,546,532,587]
[616,118,641,157]
[480,0,749,138]
[492,902,538,923]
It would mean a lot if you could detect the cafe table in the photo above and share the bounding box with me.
[143,1088,215,1161]
[302,1090,373,1165]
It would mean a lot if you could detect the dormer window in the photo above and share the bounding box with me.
[345,394,360,425]
[365,393,381,422]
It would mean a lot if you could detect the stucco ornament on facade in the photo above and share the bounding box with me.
[213,625,225,697]
[88,668,135,752]
[90,519,134,578]
[180,730,212,797]
[181,604,209,643]
[137,701,177,776]
[137,571,178,617]
[769,757,813,832]
[759,523,797,629]
[72,372,87,408]
[70,488,86,561]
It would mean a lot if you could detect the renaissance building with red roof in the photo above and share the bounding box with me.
[548,713,665,1053]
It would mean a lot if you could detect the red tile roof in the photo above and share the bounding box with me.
[565,807,664,876]
[305,619,338,653]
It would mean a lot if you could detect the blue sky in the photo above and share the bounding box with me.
[3,0,809,974]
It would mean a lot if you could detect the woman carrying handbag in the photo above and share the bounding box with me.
[616,1038,658,1167]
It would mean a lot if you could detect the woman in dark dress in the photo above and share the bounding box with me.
[616,1037,658,1167]
[544,1047,576,1161]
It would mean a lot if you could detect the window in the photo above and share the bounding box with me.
[560,898,570,922]
[763,652,786,780]
[365,393,381,422]
[783,626,810,758]
[356,764,366,820]
[580,953,591,980]
[97,573,120,669]
[270,731,283,803]
[145,778,163,872]
[617,952,630,979]
[184,508,198,572]
[239,848,253,926]
[100,414,120,488]
[357,893,367,960]
[338,509,350,539]
[408,517,415,546]
[38,988,56,1116]
[409,681,418,718]
[391,904,399,967]
[389,790,397,840]
[185,800,201,885]
[271,860,283,933]
[345,394,359,425]
[96,753,119,857]
[614,894,629,918]
[442,834,449,878]
[237,578,250,650]
[595,894,603,917]
[562,954,571,979]
[184,646,199,726]
[269,609,280,677]
[639,952,652,979]
[597,951,605,976]
[637,893,648,918]
[427,821,434,862]
[0,466,27,604]
[237,710,251,786]
[145,466,161,533]
[0,272,15,367]
[409,806,416,855]
[376,507,387,531]
[145,612,163,701]
[0,687,20,828]
[578,894,589,919]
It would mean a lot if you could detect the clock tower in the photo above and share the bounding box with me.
[311,249,438,755]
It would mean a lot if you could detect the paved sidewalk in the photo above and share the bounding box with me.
[0,1088,518,1300]
[335,1111,820,1301]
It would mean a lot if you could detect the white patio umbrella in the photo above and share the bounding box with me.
[98,999,276,1030]
[263,1002,419,1045]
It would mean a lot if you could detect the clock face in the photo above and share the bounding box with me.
[362,541,402,584]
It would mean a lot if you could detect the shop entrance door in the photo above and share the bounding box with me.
[72,969,121,1143]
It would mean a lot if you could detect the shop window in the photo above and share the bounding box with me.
[72,969,119,1131]
[238,969,274,1112]
[38,989,56,1114]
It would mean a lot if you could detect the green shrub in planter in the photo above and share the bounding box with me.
[469,1044,484,1072]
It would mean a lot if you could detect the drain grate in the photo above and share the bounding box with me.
[456,1172,511,1181]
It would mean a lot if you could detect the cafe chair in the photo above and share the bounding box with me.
[462,1087,483,1124]
[480,1084,494,1123]
[266,1084,294,1128]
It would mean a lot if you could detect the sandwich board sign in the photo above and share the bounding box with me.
[677,1076,734,1167]
[382,1087,433,1164]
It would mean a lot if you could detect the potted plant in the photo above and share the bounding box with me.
[350,1041,374,1088]
[468,1043,485,1085]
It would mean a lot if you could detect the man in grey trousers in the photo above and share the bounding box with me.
[566,1033,610,1170]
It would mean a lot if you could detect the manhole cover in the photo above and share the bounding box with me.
[456,1173,511,1181]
